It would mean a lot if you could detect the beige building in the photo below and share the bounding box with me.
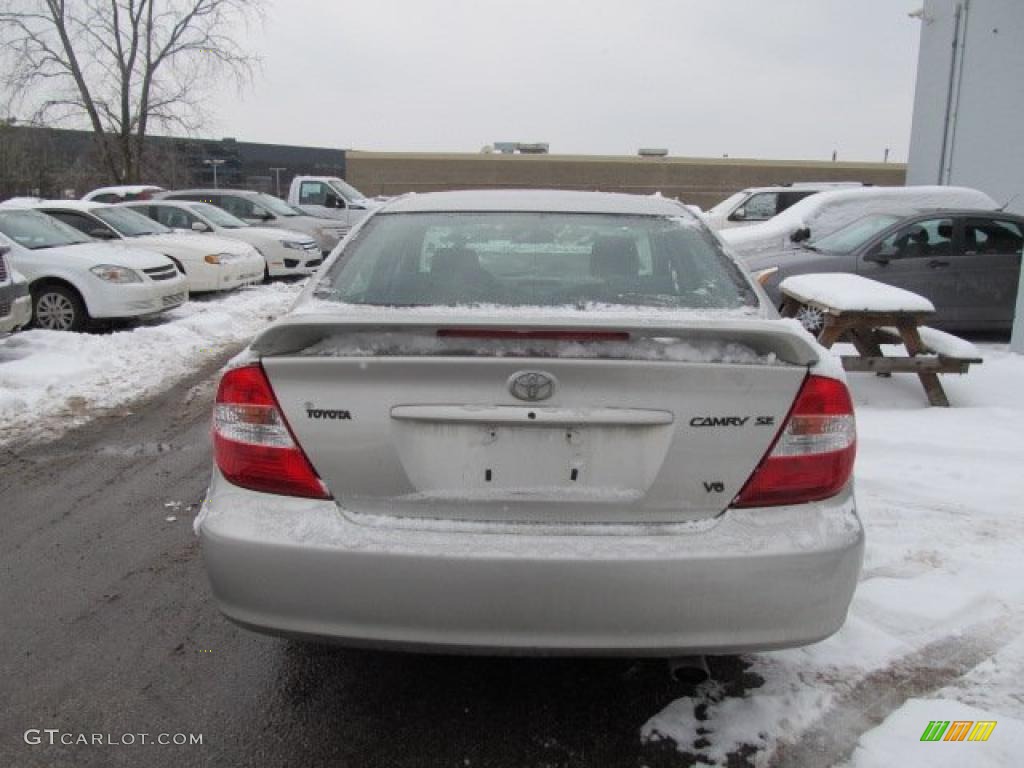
[346,151,905,210]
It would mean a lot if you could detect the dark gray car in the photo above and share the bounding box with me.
[746,209,1024,333]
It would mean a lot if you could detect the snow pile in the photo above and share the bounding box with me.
[780,273,936,313]
[0,281,303,446]
[302,331,779,365]
[642,344,1024,765]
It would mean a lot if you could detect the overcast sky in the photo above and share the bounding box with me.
[213,0,923,162]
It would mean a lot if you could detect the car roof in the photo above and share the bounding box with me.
[28,200,109,212]
[906,207,1024,220]
[738,183,862,195]
[85,185,163,196]
[381,189,691,216]
[159,188,260,197]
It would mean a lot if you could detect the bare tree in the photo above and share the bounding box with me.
[0,0,262,183]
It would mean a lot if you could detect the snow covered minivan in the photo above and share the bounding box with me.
[198,189,864,655]
[0,208,188,331]
[719,185,999,257]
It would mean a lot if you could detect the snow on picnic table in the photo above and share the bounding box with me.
[0,281,303,447]
[643,344,1024,765]
[780,273,936,314]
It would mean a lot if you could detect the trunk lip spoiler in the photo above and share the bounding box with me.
[250,313,823,368]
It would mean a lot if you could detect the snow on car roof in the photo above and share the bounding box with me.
[24,200,111,211]
[83,185,163,199]
[381,189,693,217]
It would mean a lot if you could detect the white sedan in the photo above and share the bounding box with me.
[0,208,188,331]
[120,200,323,278]
[29,201,263,293]
[198,189,863,655]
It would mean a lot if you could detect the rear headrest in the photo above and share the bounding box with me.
[937,223,953,239]
[431,247,480,274]
[590,235,639,278]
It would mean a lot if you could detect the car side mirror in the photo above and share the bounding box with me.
[864,249,890,264]
[89,228,116,240]
[790,227,811,243]
[191,221,209,232]
[730,207,746,221]
[325,195,345,209]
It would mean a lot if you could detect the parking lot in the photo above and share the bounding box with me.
[2,278,1022,766]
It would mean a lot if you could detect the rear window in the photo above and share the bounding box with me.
[317,212,756,310]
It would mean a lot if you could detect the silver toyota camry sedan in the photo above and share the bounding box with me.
[198,190,863,655]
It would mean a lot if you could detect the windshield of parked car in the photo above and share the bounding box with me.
[189,202,248,228]
[317,212,757,310]
[327,177,368,201]
[0,209,94,249]
[809,213,904,253]
[252,193,300,217]
[93,206,171,237]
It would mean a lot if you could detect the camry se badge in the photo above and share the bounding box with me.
[509,371,555,402]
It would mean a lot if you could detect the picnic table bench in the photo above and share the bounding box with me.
[778,273,983,407]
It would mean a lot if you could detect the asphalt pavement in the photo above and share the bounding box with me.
[0,349,763,768]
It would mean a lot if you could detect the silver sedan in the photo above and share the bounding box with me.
[198,190,863,655]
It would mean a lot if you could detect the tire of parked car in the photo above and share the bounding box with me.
[791,302,826,335]
[32,283,89,332]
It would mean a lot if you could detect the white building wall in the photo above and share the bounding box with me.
[907,0,1024,212]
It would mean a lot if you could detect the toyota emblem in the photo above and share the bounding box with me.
[508,371,556,402]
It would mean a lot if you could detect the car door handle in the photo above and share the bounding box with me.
[927,259,951,269]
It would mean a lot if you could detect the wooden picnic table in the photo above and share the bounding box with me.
[778,274,983,407]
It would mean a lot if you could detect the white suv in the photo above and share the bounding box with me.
[121,201,323,278]
[0,246,32,333]
[0,208,188,332]
[31,201,263,293]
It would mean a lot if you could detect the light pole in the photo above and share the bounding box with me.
[204,158,226,188]
[270,167,287,197]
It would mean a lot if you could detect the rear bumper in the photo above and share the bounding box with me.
[199,477,863,655]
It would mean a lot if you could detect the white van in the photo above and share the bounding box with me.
[719,186,1000,257]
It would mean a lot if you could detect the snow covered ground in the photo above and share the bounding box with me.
[643,344,1024,766]
[0,281,304,447]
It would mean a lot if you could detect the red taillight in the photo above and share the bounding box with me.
[213,364,331,499]
[732,374,856,508]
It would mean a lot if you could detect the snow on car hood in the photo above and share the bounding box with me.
[130,232,256,255]
[240,226,317,243]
